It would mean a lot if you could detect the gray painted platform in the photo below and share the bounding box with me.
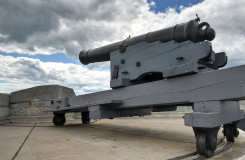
[52,65,245,112]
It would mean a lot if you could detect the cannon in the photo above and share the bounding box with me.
[50,16,245,158]
[79,16,227,88]
[80,16,215,65]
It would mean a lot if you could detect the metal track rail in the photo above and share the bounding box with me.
[169,137,234,160]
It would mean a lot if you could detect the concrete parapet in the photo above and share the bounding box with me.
[240,100,245,111]
[151,106,193,118]
[0,93,10,124]
[10,85,75,103]
[9,85,76,123]
[0,106,9,117]
[0,93,9,106]
[10,100,52,116]
[9,113,76,123]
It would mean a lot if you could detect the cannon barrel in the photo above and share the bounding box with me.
[79,19,215,65]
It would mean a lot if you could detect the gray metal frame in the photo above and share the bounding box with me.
[185,101,244,128]
[51,64,245,130]
[110,40,226,88]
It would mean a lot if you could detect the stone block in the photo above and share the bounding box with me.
[176,106,193,112]
[9,113,76,123]
[240,100,245,106]
[0,116,9,124]
[151,112,185,118]
[241,106,245,110]
[0,106,9,117]
[10,102,31,108]
[0,93,9,106]
[10,85,75,103]
[0,93,9,119]
[28,109,48,116]
[10,100,52,116]
[9,115,53,123]
[31,100,51,108]
[10,108,28,116]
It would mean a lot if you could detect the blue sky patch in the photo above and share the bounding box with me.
[0,51,80,64]
[0,80,7,83]
[148,0,204,13]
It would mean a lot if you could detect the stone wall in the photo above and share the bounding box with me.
[151,106,193,118]
[9,100,53,123]
[9,85,76,123]
[0,93,9,124]
[240,100,245,111]
[10,85,75,103]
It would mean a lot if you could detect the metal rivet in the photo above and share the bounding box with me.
[119,44,126,53]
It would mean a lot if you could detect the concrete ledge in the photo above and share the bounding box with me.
[0,93,9,106]
[0,117,9,124]
[10,113,77,123]
[10,85,75,103]
[8,85,76,123]
[0,106,9,117]
[150,106,193,118]
[0,93,9,124]
[151,112,186,118]
[10,100,52,116]
[240,100,245,111]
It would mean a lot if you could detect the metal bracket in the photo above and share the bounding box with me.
[112,65,119,80]
[238,116,245,131]
[88,105,152,119]
[185,101,245,128]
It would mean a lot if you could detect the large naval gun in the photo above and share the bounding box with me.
[50,16,245,158]
[79,16,226,88]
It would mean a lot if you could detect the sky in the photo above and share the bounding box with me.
[0,0,245,95]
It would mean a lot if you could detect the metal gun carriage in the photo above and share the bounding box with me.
[50,16,245,158]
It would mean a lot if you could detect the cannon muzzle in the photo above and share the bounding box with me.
[79,19,215,65]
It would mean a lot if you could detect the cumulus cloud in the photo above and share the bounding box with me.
[0,0,159,58]
[0,0,245,94]
[0,0,245,69]
[0,55,110,94]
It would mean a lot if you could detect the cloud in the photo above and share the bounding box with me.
[1,0,245,69]
[0,0,245,94]
[0,0,156,58]
[0,55,110,94]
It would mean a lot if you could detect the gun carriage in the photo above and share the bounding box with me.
[50,16,245,158]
